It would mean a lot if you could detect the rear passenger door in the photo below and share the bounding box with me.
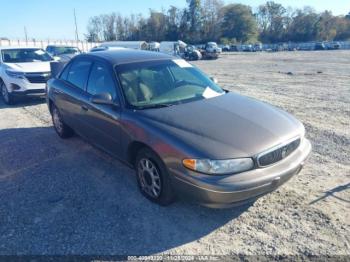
[55,58,92,136]
[82,60,122,157]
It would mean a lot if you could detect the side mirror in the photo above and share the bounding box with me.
[210,77,218,84]
[91,92,115,105]
[53,56,61,61]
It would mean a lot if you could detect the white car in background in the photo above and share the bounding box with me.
[0,47,53,104]
[89,46,126,52]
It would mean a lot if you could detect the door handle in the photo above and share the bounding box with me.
[81,105,89,111]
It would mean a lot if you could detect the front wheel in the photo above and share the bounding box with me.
[1,82,14,105]
[135,148,175,206]
[52,105,74,138]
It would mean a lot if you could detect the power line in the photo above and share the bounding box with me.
[74,8,79,41]
[24,26,28,43]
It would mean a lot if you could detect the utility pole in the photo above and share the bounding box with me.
[24,26,28,44]
[74,8,79,42]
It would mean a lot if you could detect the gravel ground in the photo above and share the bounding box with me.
[0,50,349,257]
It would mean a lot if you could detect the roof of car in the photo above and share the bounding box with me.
[80,49,174,65]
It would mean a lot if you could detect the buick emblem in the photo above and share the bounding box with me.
[281,147,288,159]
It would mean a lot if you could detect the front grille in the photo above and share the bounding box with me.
[25,72,51,84]
[257,138,301,167]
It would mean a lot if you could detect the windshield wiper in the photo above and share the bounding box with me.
[136,103,175,110]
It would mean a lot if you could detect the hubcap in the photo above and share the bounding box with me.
[1,84,9,102]
[53,108,63,134]
[138,158,161,198]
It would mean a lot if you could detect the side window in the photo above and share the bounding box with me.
[87,62,117,99]
[67,60,92,90]
[59,63,70,80]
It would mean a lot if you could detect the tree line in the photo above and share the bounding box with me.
[85,0,350,44]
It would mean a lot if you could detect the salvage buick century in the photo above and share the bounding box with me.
[46,49,311,208]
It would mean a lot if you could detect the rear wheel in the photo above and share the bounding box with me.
[135,148,175,206]
[1,82,14,105]
[52,104,74,138]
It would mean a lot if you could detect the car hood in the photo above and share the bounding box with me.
[5,62,51,73]
[138,92,304,158]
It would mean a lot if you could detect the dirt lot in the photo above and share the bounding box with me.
[0,51,349,257]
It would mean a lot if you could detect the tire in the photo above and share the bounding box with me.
[135,148,175,206]
[51,104,74,138]
[1,81,14,105]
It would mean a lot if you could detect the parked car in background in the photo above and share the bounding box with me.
[46,45,82,61]
[201,42,222,59]
[0,47,53,104]
[159,40,187,57]
[46,49,311,208]
[326,42,341,50]
[89,46,126,52]
[242,44,253,52]
[230,45,239,52]
[148,42,160,52]
[253,43,263,52]
[314,42,326,50]
[183,45,202,60]
[100,41,148,50]
[221,45,230,52]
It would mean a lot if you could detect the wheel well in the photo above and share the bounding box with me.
[48,99,54,114]
[127,141,153,167]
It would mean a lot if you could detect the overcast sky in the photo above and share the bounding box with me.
[0,0,349,40]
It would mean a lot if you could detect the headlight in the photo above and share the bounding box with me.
[5,69,25,79]
[183,158,254,175]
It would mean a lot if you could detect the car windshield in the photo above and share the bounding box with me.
[1,48,53,63]
[52,47,80,55]
[117,59,225,109]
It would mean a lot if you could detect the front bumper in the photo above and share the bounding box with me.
[4,76,46,97]
[11,88,46,97]
[170,138,312,208]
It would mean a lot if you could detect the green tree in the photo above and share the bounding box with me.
[101,13,117,41]
[286,7,318,42]
[201,0,224,42]
[165,6,181,41]
[221,4,258,43]
[85,16,102,42]
[334,16,350,40]
[144,10,167,41]
[186,0,202,42]
[315,11,337,41]
[257,1,287,43]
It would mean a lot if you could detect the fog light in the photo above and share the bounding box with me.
[10,84,21,91]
